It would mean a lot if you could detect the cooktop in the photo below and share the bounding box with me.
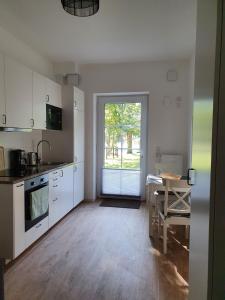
[0,168,41,178]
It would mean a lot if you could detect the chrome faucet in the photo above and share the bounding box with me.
[37,140,51,164]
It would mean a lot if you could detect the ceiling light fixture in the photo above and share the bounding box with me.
[61,0,99,17]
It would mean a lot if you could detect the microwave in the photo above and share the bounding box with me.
[46,104,62,130]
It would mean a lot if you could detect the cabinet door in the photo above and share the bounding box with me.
[73,162,84,207]
[5,57,33,128]
[33,72,46,130]
[60,165,74,214]
[74,86,84,111]
[74,109,84,163]
[0,53,6,126]
[13,182,25,258]
[46,78,62,108]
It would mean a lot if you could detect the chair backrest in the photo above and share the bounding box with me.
[163,179,191,217]
[155,154,183,175]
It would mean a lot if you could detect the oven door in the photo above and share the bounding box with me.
[25,183,49,232]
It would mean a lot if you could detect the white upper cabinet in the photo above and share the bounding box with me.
[74,86,84,111]
[5,57,33,128]
[33,72,47,130]
[0,53,6,127]
[45,78,62,108]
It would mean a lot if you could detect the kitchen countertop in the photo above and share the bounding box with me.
[0,162,74,184]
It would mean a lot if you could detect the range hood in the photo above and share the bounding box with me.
[0,127,32,132]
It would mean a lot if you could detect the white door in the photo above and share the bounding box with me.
[97,95,148,199]
[5,57,32,128]
[0,53,6,127]
[73,162,84,207]
[33,72,47,130]
[74,109,84,163]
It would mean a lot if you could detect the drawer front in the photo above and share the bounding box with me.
[25,217,49,248]
[49,169,63,180]
[49,170,60,180]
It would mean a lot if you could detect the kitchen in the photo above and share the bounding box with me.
[0,0,221,300]
[0,58,84,260]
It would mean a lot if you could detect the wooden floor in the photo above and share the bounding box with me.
[5,201,189,300]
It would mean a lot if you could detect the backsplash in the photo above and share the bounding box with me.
[0,130,42,168]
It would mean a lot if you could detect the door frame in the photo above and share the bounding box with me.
[96,93,148,200]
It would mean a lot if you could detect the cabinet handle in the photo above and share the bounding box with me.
[35,223,42,229]
[30,118,34,128]
[46,95,50,103]
[53,178,58,181]
[16,183,24,188]
[53,197,58,202]
[2,114,6,125]
[74,100,78,109]
[60,170,63,177]
[53,185,58,188]
[53,171,58,175]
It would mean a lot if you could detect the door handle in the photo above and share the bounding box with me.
[16,183,24,188]
[187,168,196,186]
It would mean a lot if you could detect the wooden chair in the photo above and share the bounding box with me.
[157,178,191,254]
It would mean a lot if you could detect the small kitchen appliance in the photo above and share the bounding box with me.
[9,149,27,169]
[27,152,38,166]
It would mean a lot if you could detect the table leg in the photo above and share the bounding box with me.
[0,258,5,300]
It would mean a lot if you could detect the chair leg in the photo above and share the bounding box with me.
[185,225,189,240]
[149,205,153,238]
[163,223,167,254]
[158,214,161,237]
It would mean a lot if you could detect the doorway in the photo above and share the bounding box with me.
[97,94,148,199]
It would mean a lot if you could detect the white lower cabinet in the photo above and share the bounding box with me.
[73,162,84,207]
[60,165,74,214]
[49,165,74,228]
[25,217,49,248]
[0,165,74,260]
[13,182,26,258]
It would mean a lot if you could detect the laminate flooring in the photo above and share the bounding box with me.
[5,201,189,300]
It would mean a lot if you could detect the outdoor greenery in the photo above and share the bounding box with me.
[104,102,141,170]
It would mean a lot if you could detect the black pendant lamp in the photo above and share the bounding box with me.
[61,0,99,17]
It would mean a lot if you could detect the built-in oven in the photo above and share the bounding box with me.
[46,104,62,130]
[24,174,49,232]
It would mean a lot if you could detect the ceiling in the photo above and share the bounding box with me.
[0,0,196,64]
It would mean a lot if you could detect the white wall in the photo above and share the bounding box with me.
[80,60,191,200]
[0,25,53,77]
[0,130,42,168]
[187,53,196,167]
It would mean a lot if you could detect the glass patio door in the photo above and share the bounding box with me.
[97,95,147,198]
